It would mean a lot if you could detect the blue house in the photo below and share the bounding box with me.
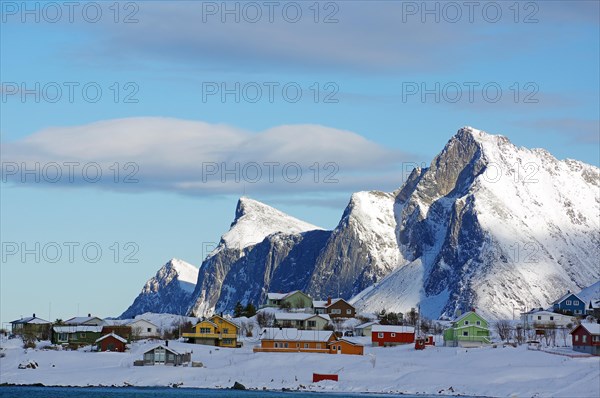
[552,290,586,316]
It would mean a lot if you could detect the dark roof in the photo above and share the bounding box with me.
[10,316,51,325]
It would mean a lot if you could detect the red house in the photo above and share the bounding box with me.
[371,325,415,347]
[570,323,600,356]
[95,332,128,352]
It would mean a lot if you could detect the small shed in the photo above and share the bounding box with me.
[95,332,127,352]
[142,344,191,366]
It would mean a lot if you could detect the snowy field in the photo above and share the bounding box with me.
[1,336,598,398]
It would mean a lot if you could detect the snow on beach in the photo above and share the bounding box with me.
[1,336,598,398]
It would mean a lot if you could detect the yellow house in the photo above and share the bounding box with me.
[182,315,239,348]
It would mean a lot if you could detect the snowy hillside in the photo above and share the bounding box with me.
[120,259,199,319]
[352,127,600,319]
[577,281,600,305]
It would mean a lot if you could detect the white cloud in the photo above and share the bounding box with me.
[2,117,416,195]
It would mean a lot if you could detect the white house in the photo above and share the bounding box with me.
[354,320,380,337]
[127,319,160,339]
[521,309,575,329]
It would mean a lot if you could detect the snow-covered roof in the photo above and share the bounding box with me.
[576,323,600,335]
[64,316,104,325]
[260,328,333,342]
[313,298,345,308]
[552,292,584,305]
[274,313,329,322]
[589,299,600,309]
[143,344,182,356]
[53,325,103,333]
[10,316,51,325]
[95,332,127,344]
[522,310,573,318]
[372,325,415,333]
[354,320,380,329]
[267,293,287,300]
[452,311,486,324]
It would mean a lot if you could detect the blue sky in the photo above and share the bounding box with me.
[1,1,599,326]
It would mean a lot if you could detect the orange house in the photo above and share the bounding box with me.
[254,328,363,355]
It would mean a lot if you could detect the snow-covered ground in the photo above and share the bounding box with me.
[1,336,598,397]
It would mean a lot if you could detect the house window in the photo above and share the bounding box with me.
[58,333,68,342]
[316,343,321,349]
[476,321,481,326]
[223,339,233,345]
[378,333,384,338]
[223,328,229,334]
[566,300,572,305]
[582,335,587,343]
[308,321,316,328]
[346,309,352,314]
[391,333,396,337]
[147,328,152,333]
[573,300,579,305]
[331,309,341,314]
[575,310,581,314]
[463,331,469,336]
[464,321,469,325]
[296,343,300,348]
[549,316,554,321]
[537,316,542,320]
[200,327,211,334]
[80,333,86,338]
[274,342,279,348]
[575,335,579,342]
[304,343,309,348]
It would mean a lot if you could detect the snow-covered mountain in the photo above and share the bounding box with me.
[120,259,199,319]
[352,127,600,319]
[187,197,322,317]
[123,127,599,320]
[306,190,402,299]
[576,281,600,305]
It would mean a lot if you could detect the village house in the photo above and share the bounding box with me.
[371,325,415,346]
[570,323,600,356]
[100,325,132,341]
[313,298,356,319]
[254,328,363,355]
[354,320,380,337]
[274,313,330,330]
[104,318,160,340]
[140,344,191,366]
[552,291,586,316]
[182,315,239,347]
[443,310,491,347]
[63,314,105,326]
[265,291,313,309]
[521,309,575,333]
[95,332,128,352]
[52,325,103,347]
[10,314,52,341]
[587,299,600,318]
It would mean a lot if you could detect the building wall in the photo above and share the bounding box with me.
[330,340,364,355]
[98,336,126,352]
[372,331,414,346]
[554,294,586,315]
[327,300,355,319]
[282,292,313,309]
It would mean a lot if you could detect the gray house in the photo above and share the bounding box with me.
[142,344,191,366]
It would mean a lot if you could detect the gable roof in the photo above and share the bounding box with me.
[95,332,127,344]
[11,316,51,325]
[267,290,311,302]
[553,292,585,305]
[355,320,380,329]
[372,325,415,333]
[274,313,330,322]
[64,316,104,325]
[260,328,333,342]
[53,325,103,333]
[589,299,600,309]
[453,311,487,324]
[336,338,363,347]
[143,344,181,356]
[314,298,352,309]
[209,314,238,329]
[571,323,600,336]
[126,318,159,328]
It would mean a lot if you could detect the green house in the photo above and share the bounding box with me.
[443,311,491,347]
[52,325,103,347]
[265,291,313,309]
